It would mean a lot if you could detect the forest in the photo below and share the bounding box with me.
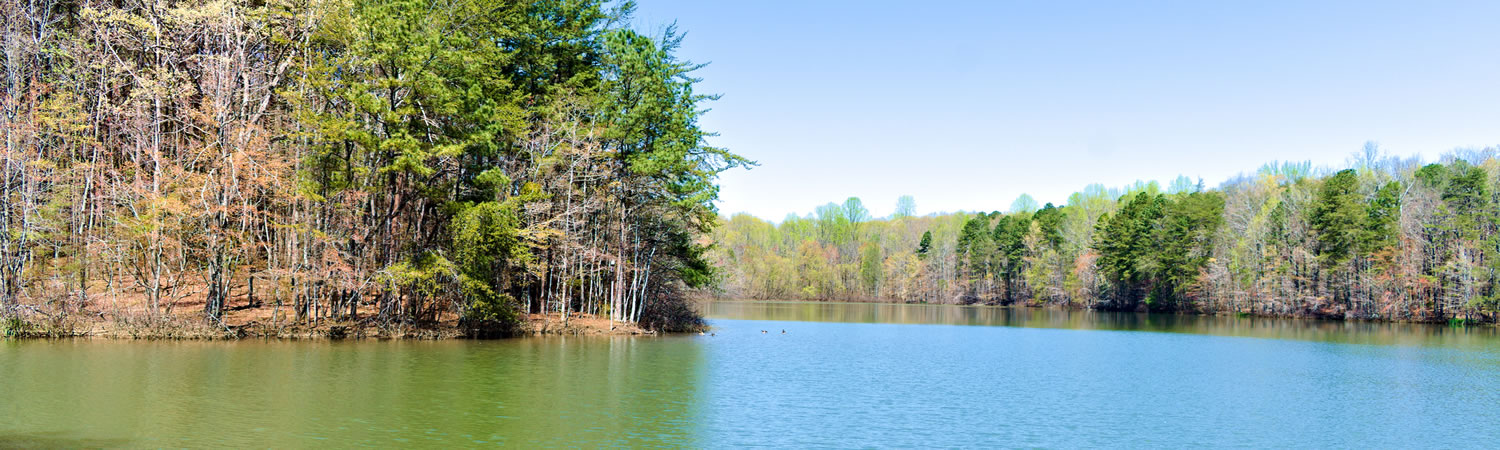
[709,145,1500,324]
[0,0,745,335]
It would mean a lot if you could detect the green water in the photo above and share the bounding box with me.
[2,301,1498,448]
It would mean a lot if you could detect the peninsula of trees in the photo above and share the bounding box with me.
[1,0,744,336]
[710,147,1499,324]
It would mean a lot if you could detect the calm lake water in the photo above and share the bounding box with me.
[2,301,1498,448]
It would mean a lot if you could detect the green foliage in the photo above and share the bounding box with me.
[1094,191,1223,309]
[1033,203,1065,250]
[860,242,883,294]
[1441,160,1490,237]
[382,254,459,302]
[668,231,718,289]
[2,317,35,338]
[451,200,529,288]
[1096,193,1162,305]
[992,213,1032,301]
[710,153,1500,323]
[0,0,747,333]
[1311,169,1364,267]
[795,240,837,298]
[463,292,521,336]
[957,214,993,262]
[957,214,996,290]
[1363,181,1402,255]
[1415,163,1448,188]
[1155,191,1224,304]
[601,24,751,230]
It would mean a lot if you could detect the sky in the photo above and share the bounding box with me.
[630,0,1500,221]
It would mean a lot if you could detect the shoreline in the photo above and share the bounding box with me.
[702,298,1499,327]
[12,297,1491,340]
[1,310,664,340]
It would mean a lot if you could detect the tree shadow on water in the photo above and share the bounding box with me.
[0,431,132,448]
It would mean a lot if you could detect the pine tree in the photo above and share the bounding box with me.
[1311,169,1364,267]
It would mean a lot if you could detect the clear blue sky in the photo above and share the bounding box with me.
[631,0,1500,221]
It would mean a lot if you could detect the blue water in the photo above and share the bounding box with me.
[698,316,1499,447]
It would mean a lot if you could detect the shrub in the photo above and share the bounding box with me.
[462,291,521,338]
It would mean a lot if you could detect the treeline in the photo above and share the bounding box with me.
[710,147,1500,323]
[0,0,743,333]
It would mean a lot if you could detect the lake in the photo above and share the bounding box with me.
[2,301,1498,448]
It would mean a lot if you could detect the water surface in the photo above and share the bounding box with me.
[1,301,1496,447]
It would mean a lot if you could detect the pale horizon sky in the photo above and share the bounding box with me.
[633,0,1500,221]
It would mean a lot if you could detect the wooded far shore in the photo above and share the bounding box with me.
[709,151,1500,326]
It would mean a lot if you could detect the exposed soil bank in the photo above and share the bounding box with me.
[2,304,661,340]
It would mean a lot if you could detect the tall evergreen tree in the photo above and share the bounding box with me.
[1311,169,1364,267]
